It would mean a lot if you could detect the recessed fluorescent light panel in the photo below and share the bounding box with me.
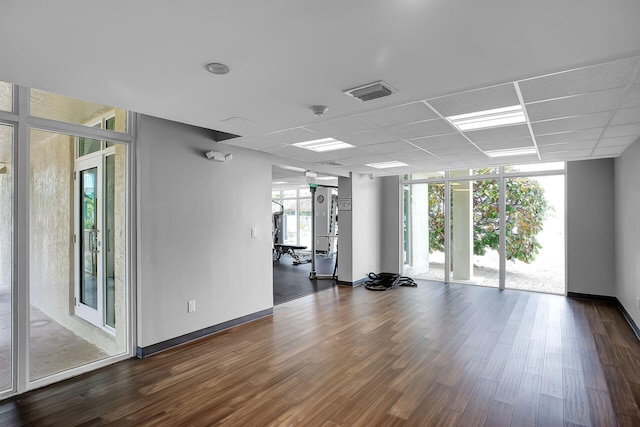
[485,147,537,158]
[292,137,354,152]
[366,161,409,169]
[446,105,526,131]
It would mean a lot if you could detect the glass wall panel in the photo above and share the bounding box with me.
[507,162,565,173]
[299,198,312,249]
[282,199,297,245]
[29,129,127,381]
[402,182,445,281]
[450,176,499,288]
[30,89,127,133]
[403,171,444,180]
[0,124,13,392]
[0,82,12,112]
[505,175,565,294]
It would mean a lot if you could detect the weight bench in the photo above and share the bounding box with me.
[273,244,311,264]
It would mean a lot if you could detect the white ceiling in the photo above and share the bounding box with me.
[2,1,640,185]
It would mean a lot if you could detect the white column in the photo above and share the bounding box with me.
[451,172,472,280]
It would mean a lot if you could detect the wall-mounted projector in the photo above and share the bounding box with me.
[205,150,233,162]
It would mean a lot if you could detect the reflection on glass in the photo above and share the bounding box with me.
[505,175,565,294]
[471,167,499,176]
[507,162,565,173]
[80,167,98,309]
[30,88,126,132]
[105,156,115,328]
[0,81,12,112]
[0,124,13,391]
[282,189,296,199]
[30,129,127,381]
[78,124,102,157]
[404,172,445,180]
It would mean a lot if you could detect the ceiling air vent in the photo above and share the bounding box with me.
[323,161,343,167]
[343,81,396,102]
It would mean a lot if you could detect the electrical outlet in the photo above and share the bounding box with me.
[188,300,196,313]
[251,227,257,238]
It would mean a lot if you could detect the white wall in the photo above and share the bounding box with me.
[337,174,382,283]
[137,115,273,347]
[566,159,616,296]
[615,139,640,326]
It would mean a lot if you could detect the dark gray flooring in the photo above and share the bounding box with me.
[273,254,336,305]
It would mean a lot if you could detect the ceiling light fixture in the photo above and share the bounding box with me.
[366,160,408,169]
[485,147,537,158]
[292,137,354,152]
[205,62,230,75]
[446,105,526,131]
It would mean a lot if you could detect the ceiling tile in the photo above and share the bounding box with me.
[602,123,640,138]
[304,116,376,136]
[597,136,638,147]
[429,143,482,156]
[593,146,628,156]
[537,140,597,153]
[392,150,440,161]
[531,111,611,135]
[409,133,469,150]
[266,127,325,144]
[540,149,593,160]
[439,151,489,162]
[338,129,398,146]
[621,84,640,109]
[358,102,438,127]
[464,124,530,143]
[266,144,309,157]
[224,135,283,150]
[525,88,625,122]
[337,154,391,166]
[535,128,603,145]
[386,119,456,139]
[427,83,519,117]
[610,107,640,126]
[320,147,372,161]
[362,140,420,154]
[475,137,533,151]
[518,57,638,103]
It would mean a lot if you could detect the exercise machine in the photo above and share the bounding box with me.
[309,183,338,280]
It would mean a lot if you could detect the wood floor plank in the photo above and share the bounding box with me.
[536,393,564,427]
[2,282,639,426]
[511,372,541,427]
[457,378,498,427]
[586,388,617,427]
[563,368,592,426]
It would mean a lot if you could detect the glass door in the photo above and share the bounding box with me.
[0,124,13,394]
[75,156,103,327]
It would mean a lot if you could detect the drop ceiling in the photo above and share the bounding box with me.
[1,1,640,183]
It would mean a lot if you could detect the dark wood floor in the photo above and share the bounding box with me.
[2,281,640,426]
[273,254,336,305]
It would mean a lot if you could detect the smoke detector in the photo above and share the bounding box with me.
[309,105,329,117]
[343,81,396,102]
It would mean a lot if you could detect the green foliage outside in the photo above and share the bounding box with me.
[428,170,550,263]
